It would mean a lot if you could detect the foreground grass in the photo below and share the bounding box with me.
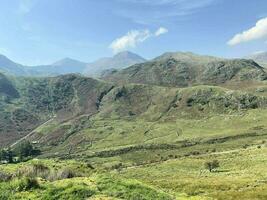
[1,145,266,199]
[121,146,267,200]
[0,157,199,200]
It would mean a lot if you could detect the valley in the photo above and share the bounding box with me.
[0,52,267,199]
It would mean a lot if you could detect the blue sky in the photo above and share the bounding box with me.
[0,0,267,65]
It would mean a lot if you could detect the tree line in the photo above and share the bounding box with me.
[0,141,40,163]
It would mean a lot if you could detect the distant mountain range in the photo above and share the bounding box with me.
[1,50,267,81]
[0,51,146,77]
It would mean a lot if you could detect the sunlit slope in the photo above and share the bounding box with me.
[104,52,267,87]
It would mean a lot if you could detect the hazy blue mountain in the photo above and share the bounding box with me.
[0,54,27,76]
[0,51,146,77]
[84,51,146,76]
[28,58,88,76]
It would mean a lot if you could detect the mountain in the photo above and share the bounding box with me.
[246,51,267,63]
[28,58,88,76]
[0,54,27,75]
[246,51,267,68]
[153,51,222,63]
[84,51,146,76]
[1,71,267,149]
[104,52,267,87]
[0,73,19,99]
[0,51,146,77]
[0,73,114,147]
[1,63,267,199]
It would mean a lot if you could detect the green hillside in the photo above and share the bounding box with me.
[104,52,267,87]
[0,55,267,199]
[0,73,113,147]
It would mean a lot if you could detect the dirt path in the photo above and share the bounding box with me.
[10,117,55,148]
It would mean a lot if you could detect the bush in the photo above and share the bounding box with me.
[0,148,14,163]
[16,163,50,179]
[204,160,220,172]
[57,168,76,179]
[0,171,12,182]
[16,177,40,191]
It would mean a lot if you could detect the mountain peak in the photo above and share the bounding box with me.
[113,51,146,61]
[84,51,146,75]
[52,57,86,66]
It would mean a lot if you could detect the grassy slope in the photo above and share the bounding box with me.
[122,146,267,200]
[0,74,114,147]
[1,71,267,199]
[29,84,267,158]
[0,159,172,200]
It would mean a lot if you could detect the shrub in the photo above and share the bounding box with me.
[16,163,50,179]
[16,177,40,191]
[204,160,220,172]
[0,148,14,163]
[111,163,123,171]
[57,168,76,179]
[0,171,12,182]
[86,163,95,169]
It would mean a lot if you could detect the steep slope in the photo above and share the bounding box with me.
[84,51,146,76]
[0,73,19,100]
[21,83,267,157]
[104,52,267,87]
[0,74,114,147]
[201,59,266,84]
[0,54,27,76]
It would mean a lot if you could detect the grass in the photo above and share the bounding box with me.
[0,168,173,200]
[1,74,267,199]
[121,146,267,200]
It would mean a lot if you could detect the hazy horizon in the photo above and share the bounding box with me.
[0,0,267,65]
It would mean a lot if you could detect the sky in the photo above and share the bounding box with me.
[0,0,267,65]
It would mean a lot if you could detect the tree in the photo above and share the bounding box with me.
[205,160,220,172]
[15,141,34,160]
[0,148,14,163]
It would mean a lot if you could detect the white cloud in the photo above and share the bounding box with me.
[228,17,267,46]
[109,27,168,53]
[155,27,168,36]
[109,30,151,53]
